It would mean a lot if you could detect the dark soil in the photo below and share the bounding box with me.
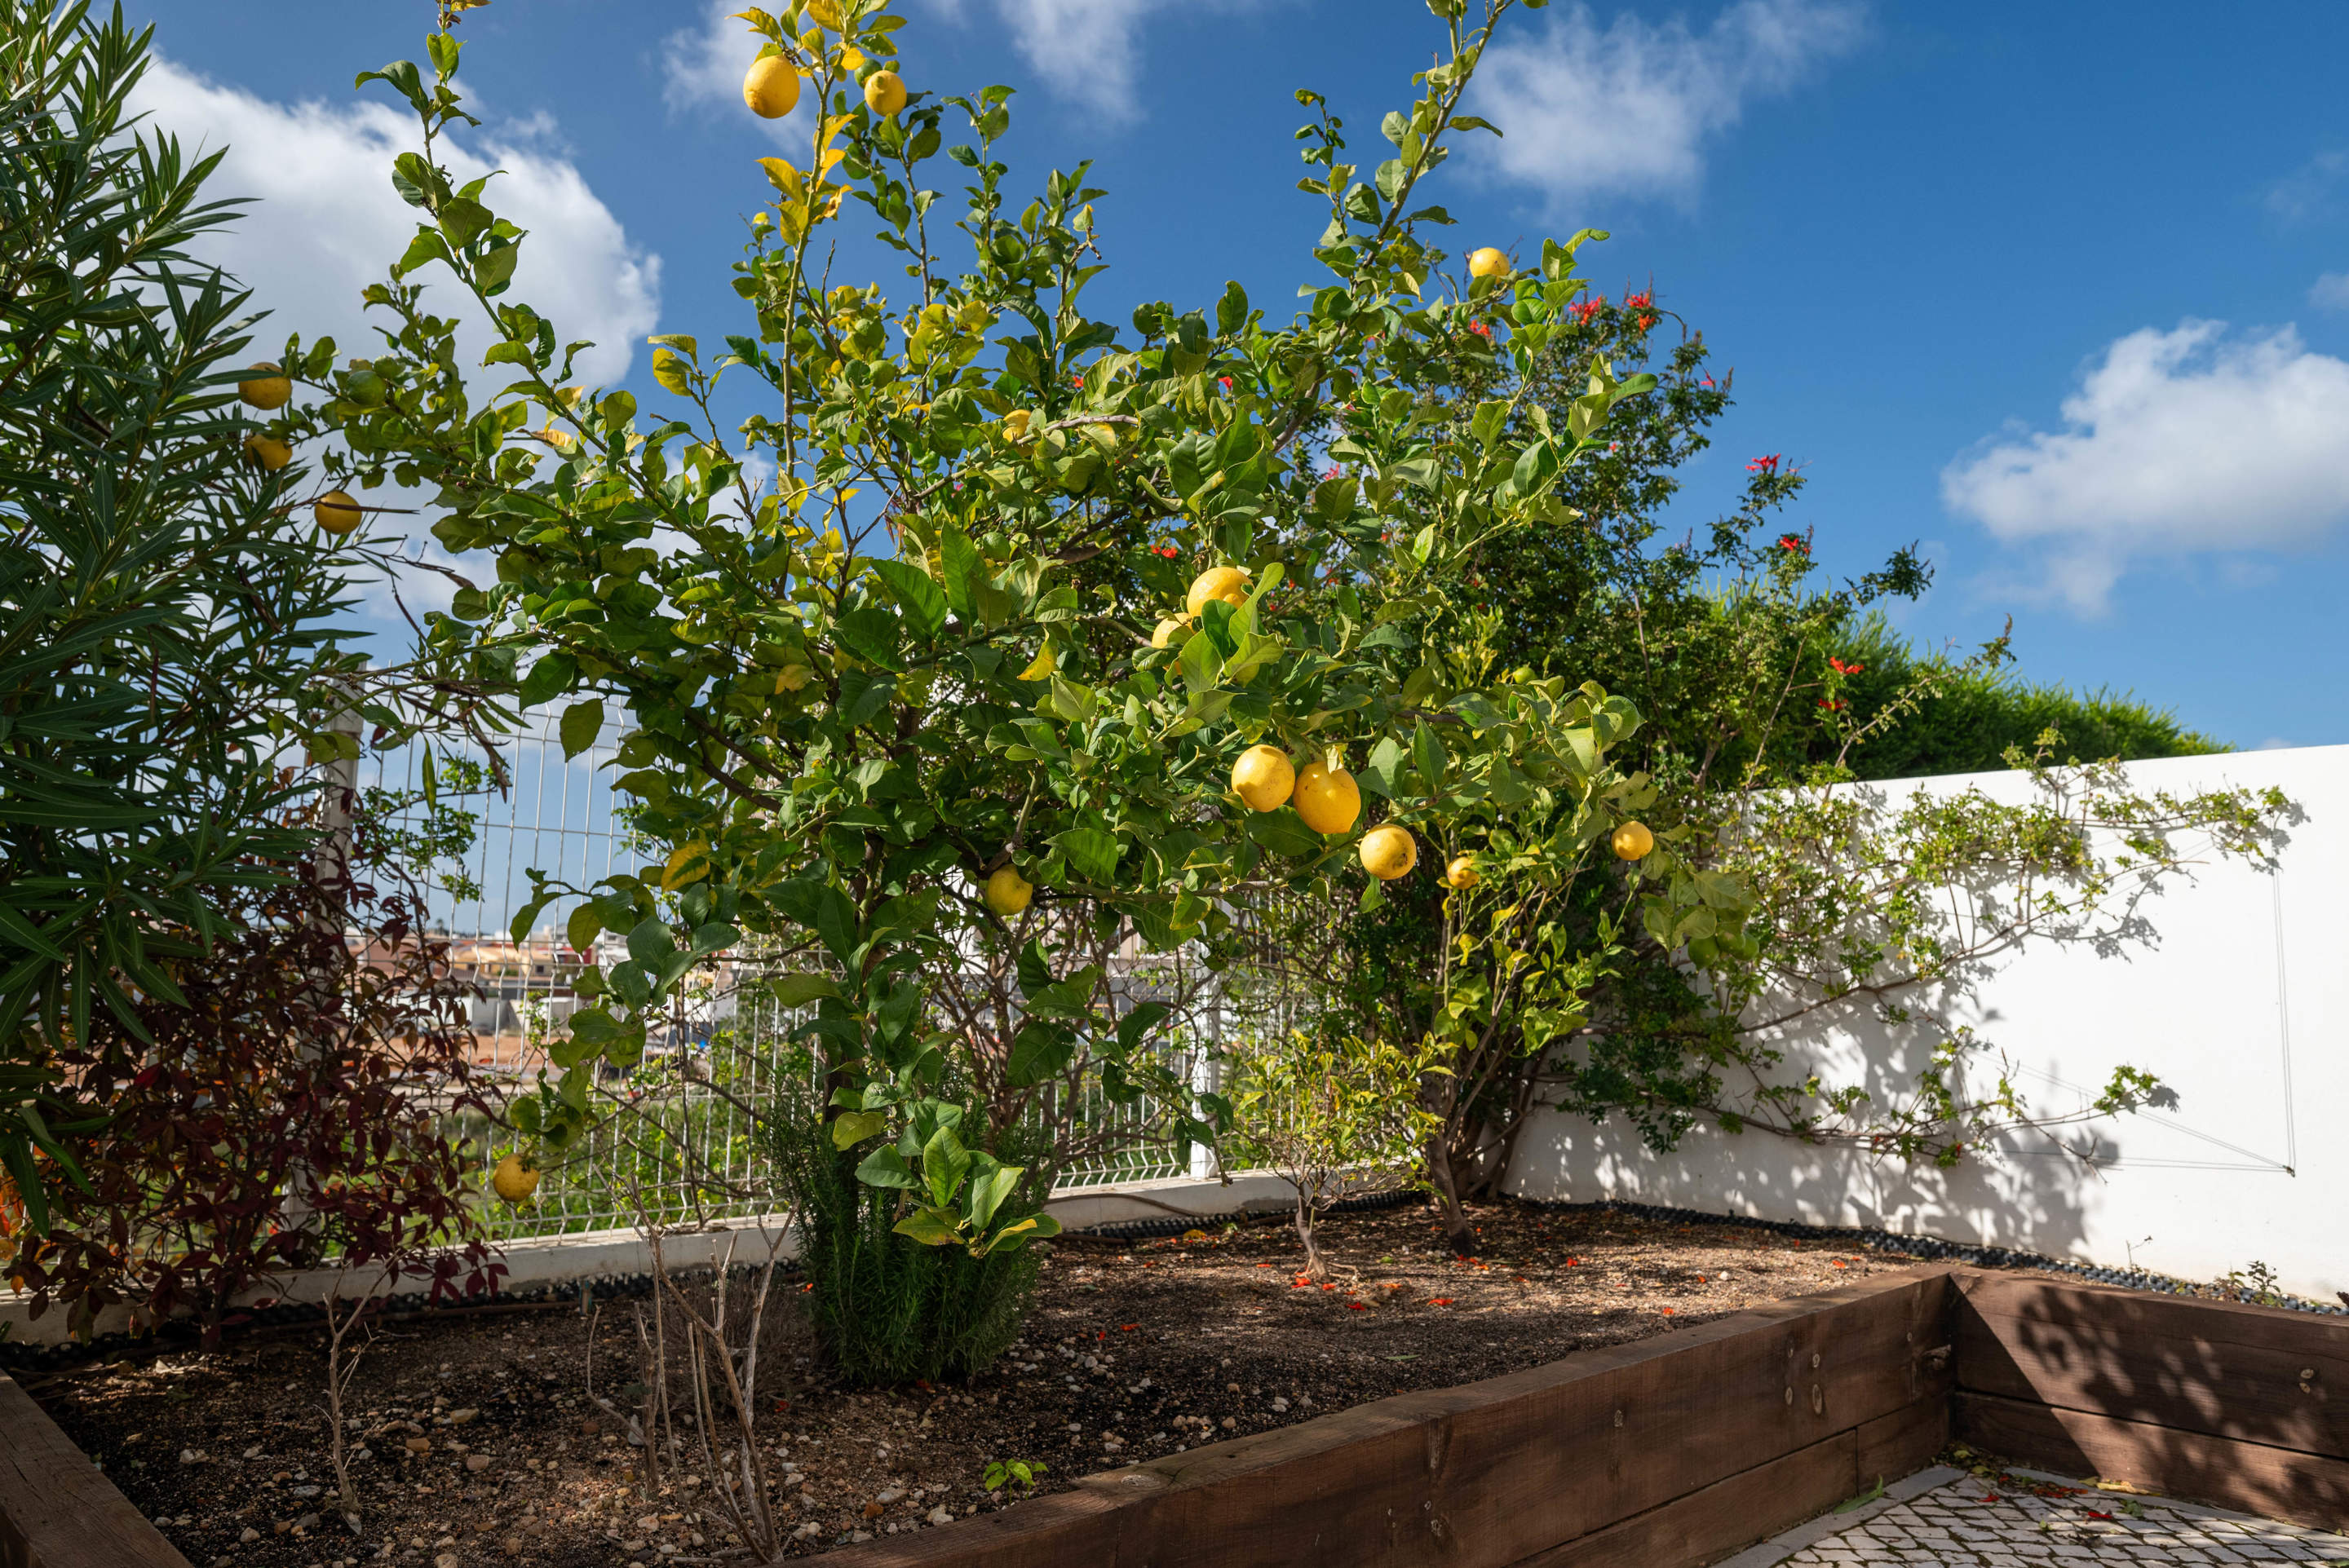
[27,1198,1918,1566]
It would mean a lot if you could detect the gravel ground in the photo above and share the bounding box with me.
[28,1197,1920,1566]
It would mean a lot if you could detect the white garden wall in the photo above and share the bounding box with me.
[1506,744,2349,1303]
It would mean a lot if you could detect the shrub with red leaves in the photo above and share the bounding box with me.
[11,859,501,1343]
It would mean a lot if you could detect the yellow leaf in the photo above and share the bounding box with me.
[652,348,691,395]
[758,157,803,195]
[662,841,712,891]
[1017,638,1055,681]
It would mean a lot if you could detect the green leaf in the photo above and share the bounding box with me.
[1244,809,1322,859]
[559,698,604,760]
[1051,826,1121,884]
[1005,1022,1075,1088]
[769,972,842,1005]
[873,559,947,637]
[831,1110,888,1150]
[519,652,579,709]
[967,1160,1022,1229]
[891,1208,962,1248]
[938,528,980,618]
[834,607,904,671]
[855,1144,919,1187]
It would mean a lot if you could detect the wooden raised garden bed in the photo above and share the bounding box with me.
[3,1252,2341,1568]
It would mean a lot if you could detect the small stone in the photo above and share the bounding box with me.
[435,1556,460,1568]
[501,1539,522,1556]
[404,1438,432,1455]
[621,1540,646,1553]
[876,1487,905,1505]
[927,1506,953,1526]
[243,1444,267,1460]
[1219,1416,1236,1430]
[241,1528,262,1544]
[465,1454,493,1473]
[179,1447,205,1464]
[298,1514,321,1531]
[862,1500,886,1520]
[447,1408,479,1426]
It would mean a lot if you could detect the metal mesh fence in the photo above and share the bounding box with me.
[360,714,1281,1241]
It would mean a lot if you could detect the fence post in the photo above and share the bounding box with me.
[1189,961,1223,1182]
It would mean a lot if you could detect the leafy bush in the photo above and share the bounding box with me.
[9,850,501,1344]
[1227,1028,1443,1281]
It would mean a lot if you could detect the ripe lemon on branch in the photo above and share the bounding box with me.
[243,434,291,471]
[493,1154,541,1204]
[984,864,1033,916]
[1612,820,1654,860]
[1444,855,1480,890]
[863,69,906,116]
[744,54,800,118]
[1148,616,1194,649]
[314,490,364,536]
[1466,247,1510,280]
[238,362,291,409]
[1360,824,1418,881]
[1294,760,1360,836]
[1230,745,1295,812]
[1185,565,1250,619]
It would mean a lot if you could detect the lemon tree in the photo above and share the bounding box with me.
[327,0,1698,1372]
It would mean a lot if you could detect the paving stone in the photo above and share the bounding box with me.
[1770,1471,2349,1567]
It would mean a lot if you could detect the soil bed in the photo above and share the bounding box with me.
[26,1198,1917,1567]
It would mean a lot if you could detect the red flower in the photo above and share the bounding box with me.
[1827,656,1865,676]
[1345,1302,1368,1311]
[1467,320,1491,338]
[1152,544,1179,559]
[1748,453,1781,475]
[1120,1323,1138,1332]
[2085,1509,2112,1521]
[1217,376,1232,391]
[1569,298,1605,325]
[1776,532,1807,554]
[1817,698,1847,712]
[1322,463,1343,479]
[1071,373,1086,387]
[1661,1307,1674,1315]
[1427,1296,1453,1305]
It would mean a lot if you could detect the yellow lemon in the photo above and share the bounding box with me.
[238,362,291,409]
[314,489,364,536]
[243,434,292,471]
[1293,761,1360,837]
[1466,247,1510,280]
[493,1154,541,1204]
[806,0,844,29]
[1360,824,1418,881]
[862,70,906,117]
[984,865,1033,917]
[1149,616,1195,649]
[744,54,801,118]
[1230,745,1295,813]
[1612,820,1655,861]
[1184,565,1250,619]
[1444,855,1480,890]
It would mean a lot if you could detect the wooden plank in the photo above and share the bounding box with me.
[1855,1393,1949,1488]
[1953,1389,2349,1535]
[1506,1430,1859,1568]
[828,1267,1955,1568]
[0,1373,190,1568]
[1953,1268,2349,1460]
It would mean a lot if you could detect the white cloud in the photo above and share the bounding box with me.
[661,1,814,144]
[132,55,661,392]
[1941,320,2349,612]
[1465,0,1865,210]
[2312,272,2349,311]
[127,57,662,634]
[2264,148,2348,222]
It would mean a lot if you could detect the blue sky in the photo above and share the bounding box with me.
[128,0,2349,752]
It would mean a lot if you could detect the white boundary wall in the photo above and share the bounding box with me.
[1506,744,2349,1303]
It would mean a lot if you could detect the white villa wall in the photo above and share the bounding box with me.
[1506,744,2349,1303]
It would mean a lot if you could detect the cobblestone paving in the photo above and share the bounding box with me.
[1770,1472,2349,1566]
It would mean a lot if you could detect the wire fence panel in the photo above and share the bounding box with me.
[361,718,1292,1240]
